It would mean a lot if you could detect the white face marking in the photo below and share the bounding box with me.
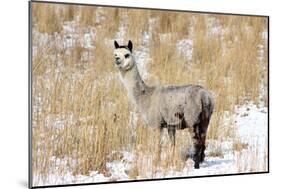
[114,48,134,71]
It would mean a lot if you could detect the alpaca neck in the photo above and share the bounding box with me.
[119,63,148,104]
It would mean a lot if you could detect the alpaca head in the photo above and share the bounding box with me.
[113,40,135,71]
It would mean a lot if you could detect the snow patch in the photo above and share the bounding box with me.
[205,16,223,36]
[176,39,193,61]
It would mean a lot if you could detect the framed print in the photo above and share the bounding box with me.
[29,1,269,188]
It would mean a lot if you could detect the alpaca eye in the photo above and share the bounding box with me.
[124,54,130,58]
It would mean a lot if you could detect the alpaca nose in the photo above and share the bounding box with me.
[115,57,121,64]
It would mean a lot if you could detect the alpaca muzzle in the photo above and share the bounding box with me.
[115,57,121,65]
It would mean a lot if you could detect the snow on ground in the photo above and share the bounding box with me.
[134,19,156,81]
[189,102,267,175]
[34,151,133,186]
[34,102,268,186]
[154,102,268,178]
[33,17,95,59]
[33,13,268,186]
[205,16,223,36]
[176,39,193,62]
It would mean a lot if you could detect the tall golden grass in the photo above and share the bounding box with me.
[31,2,268,185]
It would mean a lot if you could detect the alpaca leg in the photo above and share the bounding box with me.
[198,134,206,163]
[190,124,204,169]
[167,126,176,146]
[198,119,209,163]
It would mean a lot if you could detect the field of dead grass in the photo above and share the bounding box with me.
[31,2,268,186]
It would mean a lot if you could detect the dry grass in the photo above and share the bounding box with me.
[235,140,268,172]
[31,2,268,186]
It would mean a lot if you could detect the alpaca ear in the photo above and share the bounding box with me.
[128,40,133,52]
[114,41,119,49]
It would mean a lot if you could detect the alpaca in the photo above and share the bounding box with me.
[113,40,214,169]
